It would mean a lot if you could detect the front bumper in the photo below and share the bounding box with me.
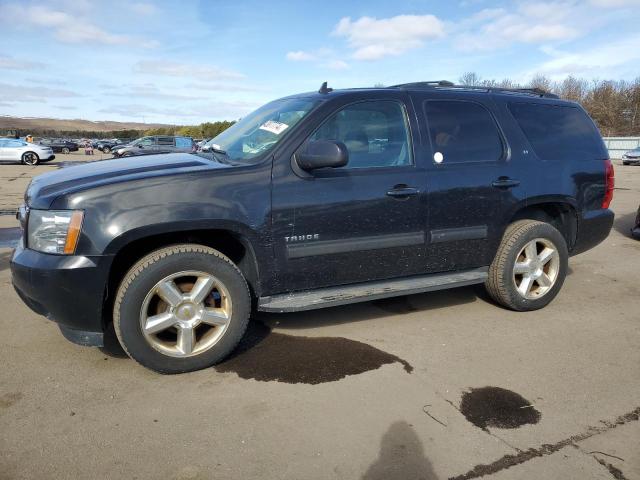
[10,242,111,346]
[571,209,614,255]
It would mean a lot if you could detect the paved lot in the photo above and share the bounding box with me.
[0,158,638,480]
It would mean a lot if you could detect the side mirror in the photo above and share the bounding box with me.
[296,140,348,171]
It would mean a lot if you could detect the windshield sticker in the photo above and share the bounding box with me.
[259,120,289,135]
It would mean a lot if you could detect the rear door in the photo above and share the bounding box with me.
[416,93,524,271]
[271,93,430,292]
[156,136,175,152]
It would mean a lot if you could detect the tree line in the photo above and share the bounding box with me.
[459,73,640,137]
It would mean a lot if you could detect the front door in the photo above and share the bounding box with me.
[271,96,430,293]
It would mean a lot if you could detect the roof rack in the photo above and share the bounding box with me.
[390,81,559,99]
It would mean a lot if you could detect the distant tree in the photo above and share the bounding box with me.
[459,72,482,86]
[528,74,553,92]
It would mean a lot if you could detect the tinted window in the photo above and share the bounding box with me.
[424,100,503,164]
[175,137,192,148]
[509,103,606,161]
[309,100,413,168]
[157,136,174,146]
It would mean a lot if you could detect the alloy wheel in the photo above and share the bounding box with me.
[512,238,560,300]
[139,270,232,357]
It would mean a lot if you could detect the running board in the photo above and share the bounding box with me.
[257,267,488,313]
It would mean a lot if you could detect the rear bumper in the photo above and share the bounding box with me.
[10,243,111,346]
[571,209,614,255]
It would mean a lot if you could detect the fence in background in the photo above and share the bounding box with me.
[603,137,640,159]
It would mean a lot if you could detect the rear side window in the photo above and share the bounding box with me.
[508,103,605,161]
[424,100,504,164]
[175,137,193,148]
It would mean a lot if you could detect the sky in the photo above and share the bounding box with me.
[0,0,639,125]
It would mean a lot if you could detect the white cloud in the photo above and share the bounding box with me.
[286,51,316,61]
[129,2,158,15]
[323,60,350,70]
[525,33,640,79]
[105,83,207,101]
[0,54,44,71]
[589,0,640,6]
[99,100,257,120]
[332,15,445,60]
[134,60,244,81]
[0,82,80,104]
[0,3,158,48]
[454,3,580,51]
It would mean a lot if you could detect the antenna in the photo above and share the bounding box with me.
[318,81,333,94]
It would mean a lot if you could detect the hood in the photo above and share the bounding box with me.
[26,152,232,209]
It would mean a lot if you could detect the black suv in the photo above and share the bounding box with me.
[11,81,614,373]
[38,139,79,154]
[111,135,195,158]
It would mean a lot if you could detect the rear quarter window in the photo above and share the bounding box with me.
[508,103,607,161]
[175,137,193,148]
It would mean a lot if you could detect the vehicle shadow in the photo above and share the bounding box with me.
[257,284,486,331]
[362,421,438,480]
[613,211,637,238]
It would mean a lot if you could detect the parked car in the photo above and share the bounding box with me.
[96,139,125,153]
[11,81,614,373]
[622,147,640,165]
[632,205,640,240]
[0,138,55,165]
[111,136,195,158]
[38,139,79,154]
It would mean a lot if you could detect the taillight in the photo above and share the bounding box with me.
[602,159,614,209]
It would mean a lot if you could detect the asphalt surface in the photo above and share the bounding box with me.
[0,155,639,480]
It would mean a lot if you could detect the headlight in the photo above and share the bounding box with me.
[28,210,84,254]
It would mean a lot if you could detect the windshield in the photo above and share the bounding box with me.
[203,97,319,163]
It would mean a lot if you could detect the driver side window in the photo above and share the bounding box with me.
[309,100,413,169]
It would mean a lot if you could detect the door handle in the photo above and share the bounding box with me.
[492,178,520,189]
[386,186,419,198]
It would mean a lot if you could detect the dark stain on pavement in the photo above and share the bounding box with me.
[449,407,640,480]
[0,392,23,409]
[215,321,413,384]
[459,386,540,430]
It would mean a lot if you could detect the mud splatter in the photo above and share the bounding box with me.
[215,321,413,384]
[459,386,541,430]
[0,392,23,409]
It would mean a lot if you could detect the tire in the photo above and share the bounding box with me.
[103,147,110,153]
[113,244,251,374]
[622,161,629,165]
[21,152,40,166]
[62,147,70,154]
[485,220,568,312]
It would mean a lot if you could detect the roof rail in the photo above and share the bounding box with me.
[390,81,559,99]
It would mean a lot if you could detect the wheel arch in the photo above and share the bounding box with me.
[509,198,578,251]
[102,227,261,330]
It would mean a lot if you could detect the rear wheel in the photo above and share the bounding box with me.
[114,244,251,373]
[21,152,39,166]
[103,146,110,153]
[486,220,568,311]
[62,147,70,154]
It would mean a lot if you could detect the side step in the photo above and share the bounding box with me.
[257,267,488,313]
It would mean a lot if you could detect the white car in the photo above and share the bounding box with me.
[0,138,55,165]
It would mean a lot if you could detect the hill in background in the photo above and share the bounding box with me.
[0,115,173,135]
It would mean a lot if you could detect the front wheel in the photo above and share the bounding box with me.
[21,152,40,166]
[113,244,251,373]
[61,147,70,154]
[485,220,568,311]
[103,147,110,153]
